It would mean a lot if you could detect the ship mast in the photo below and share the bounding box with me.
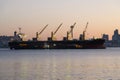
[18,27,21,34]
[17,28,26,41]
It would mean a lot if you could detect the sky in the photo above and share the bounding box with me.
[0,0,120,40]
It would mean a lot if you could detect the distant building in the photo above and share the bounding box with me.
[112,29,120,47]
[102,34,109,41]
[102,34,112,47]
[102,29,120,47]
[112,29,120,40]
[0,36,14,48]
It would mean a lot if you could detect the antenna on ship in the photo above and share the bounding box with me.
[18,27,21,34]
[83,22,88,40]
[51,23,63,40]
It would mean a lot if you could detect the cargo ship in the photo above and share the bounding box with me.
[9,39,105,49]
[8,23,106,49]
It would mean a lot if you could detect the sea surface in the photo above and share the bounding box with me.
[0,48,120,80]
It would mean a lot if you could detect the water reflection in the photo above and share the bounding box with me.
[0,49,120,80]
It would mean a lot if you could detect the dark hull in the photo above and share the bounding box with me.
[9,39,106,49]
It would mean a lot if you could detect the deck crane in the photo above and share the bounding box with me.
[51,23,63,40]
[36,24,48,40]
[67,22,76,40]
[83,22,88,40]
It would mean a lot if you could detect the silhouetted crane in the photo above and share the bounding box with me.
[83,22,88,40]
[67,22,76,40]
[36,24,48,40]
[51,23,63,40]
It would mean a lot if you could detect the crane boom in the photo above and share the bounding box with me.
[39,24,48,35]
[51,23,63,41]
[36,24,48,39]
[72,22,76,28]
[53,23,63,35]
[71,22,76,38]
[69,22,76,33]
[84,22,88,32]
[67,22,76,40]
[70,22,76,31]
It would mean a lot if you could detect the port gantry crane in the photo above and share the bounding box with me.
[51,23,63,40]
[36,24,48,40]
[67,22,76,40]
[83,22,88,40]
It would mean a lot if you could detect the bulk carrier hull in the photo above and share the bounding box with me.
[8,39,105,49]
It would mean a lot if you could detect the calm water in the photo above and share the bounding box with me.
[0,48,120,80]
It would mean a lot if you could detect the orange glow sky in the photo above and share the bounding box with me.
[0,0,120,40]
